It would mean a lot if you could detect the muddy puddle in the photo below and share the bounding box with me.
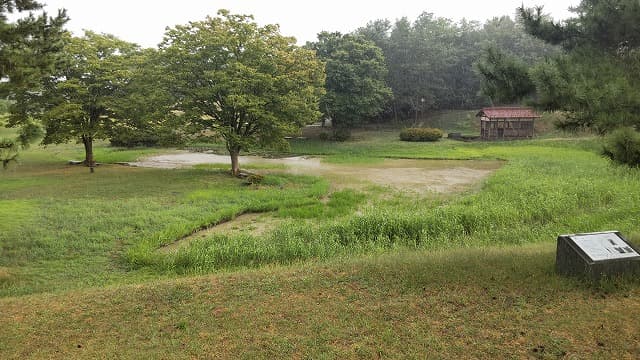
[130,151,503,194]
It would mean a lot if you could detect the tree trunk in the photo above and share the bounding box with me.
[229,148,240,177]
[82,135,95,173]
[393,103,398,123]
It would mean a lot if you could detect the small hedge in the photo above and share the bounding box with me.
[602,127,640,167]
[399,127,444,142]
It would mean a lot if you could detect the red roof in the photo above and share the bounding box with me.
[476,107,541,119]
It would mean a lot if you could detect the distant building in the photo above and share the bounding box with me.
[476,107,540,140]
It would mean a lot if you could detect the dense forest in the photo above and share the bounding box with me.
[303,14,558,134]
[352,14,558,118]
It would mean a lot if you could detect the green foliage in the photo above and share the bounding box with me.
[355,14,557,119]
[475,45,535,104]
[0,1,67,86]
[10,31,142,168]
[0,100,10,114]
[520,1,640,132]
[160,10,325,176]
[480,16,559,64]
[15,119,42,148]
[520,0,640,51]
[0,1,67,167]
[108,125,183,147]
[106,48,181,148]
[530,51,640,133]
[602,127,640,167]
[309,32,391,133]
[399,128,444,142]
[0,138,18,169]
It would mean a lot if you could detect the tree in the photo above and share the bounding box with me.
[10,31,141,172]
[475,45,536,104]
[160,10,325,176]
[519,1,640,132]
[0,1,67,84]
[1,0,67,169]
[354,19,392,53]
[481,16,559,64]
[107,48,182,147]
[309,32,391,138]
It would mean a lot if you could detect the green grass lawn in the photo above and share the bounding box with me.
[1,121,639,358]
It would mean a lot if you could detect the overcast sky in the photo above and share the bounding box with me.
[39,0,580,48]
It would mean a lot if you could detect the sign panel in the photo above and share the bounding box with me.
[570,232,640,261]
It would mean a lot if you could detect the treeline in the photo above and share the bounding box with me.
[306,14,558,136]
[1,2,557,173]
[353,14,557,117]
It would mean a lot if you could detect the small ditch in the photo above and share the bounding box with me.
[158,212,284,253]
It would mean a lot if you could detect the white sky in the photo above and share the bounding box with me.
[39,0,580,48]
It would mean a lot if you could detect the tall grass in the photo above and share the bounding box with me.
[147,145,640,274]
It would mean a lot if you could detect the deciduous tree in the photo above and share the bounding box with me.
[11,31,141,172]
[160,10,325,176]
[309,32,391,138]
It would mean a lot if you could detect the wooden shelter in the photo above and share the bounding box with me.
[477,107,540,140]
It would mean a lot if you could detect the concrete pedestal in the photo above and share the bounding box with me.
[556,231,640,281]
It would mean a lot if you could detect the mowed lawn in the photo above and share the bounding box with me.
[1,130,640,358]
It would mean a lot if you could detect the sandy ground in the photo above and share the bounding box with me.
[130,151,502,194]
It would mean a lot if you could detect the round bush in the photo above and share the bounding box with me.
[399,127,444,142]
[602,127,640,167]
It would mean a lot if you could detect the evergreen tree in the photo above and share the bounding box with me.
[520,0,640,132]
[0,1,67,169]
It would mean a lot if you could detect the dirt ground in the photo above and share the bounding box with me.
[130,151,503,194]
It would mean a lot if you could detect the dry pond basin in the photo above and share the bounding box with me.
[129,151,503,194]
[136,152,504,252]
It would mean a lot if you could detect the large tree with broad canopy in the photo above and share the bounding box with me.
[160,10,325,176]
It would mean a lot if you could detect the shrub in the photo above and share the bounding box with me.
[318,131,330,141]
[332,127,351,142]
[602,127,640,167]
[399,127,444,142]
[244,173,265,185]
[109,126,184,147]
